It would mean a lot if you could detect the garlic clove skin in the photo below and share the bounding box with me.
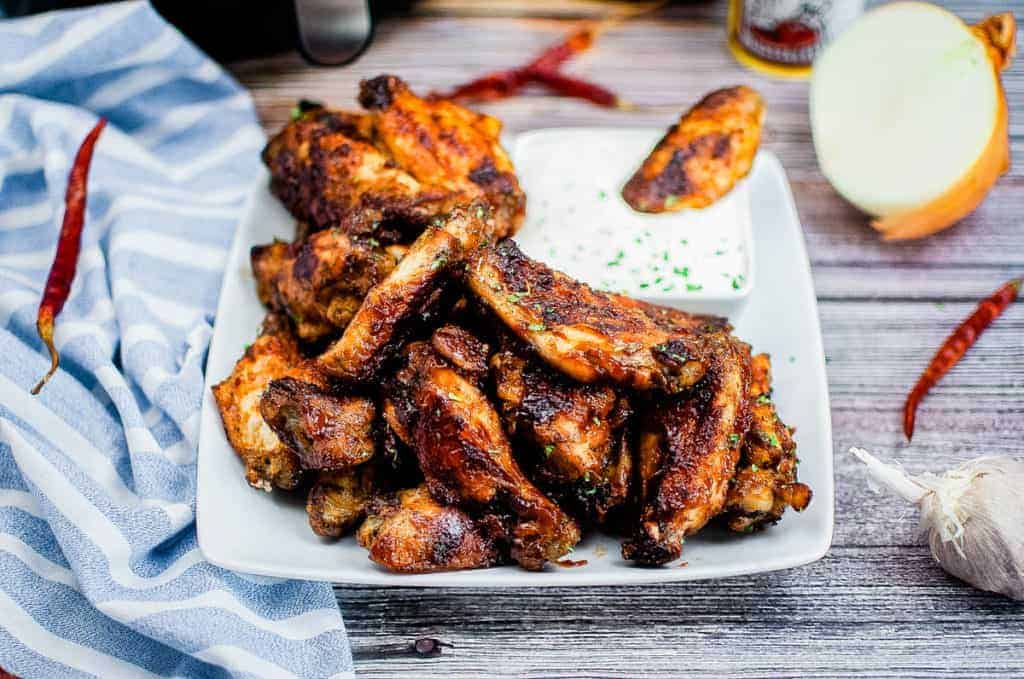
[851,449,1024,601]
[922,457,1024,600]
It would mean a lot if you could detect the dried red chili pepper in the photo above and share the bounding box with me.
[525,23,600,73]
[31,117,107,395]
[427,21,628,108]
[903,277,1021,440]
[526,69,629,109]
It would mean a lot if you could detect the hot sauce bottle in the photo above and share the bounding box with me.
[727,0,863,78]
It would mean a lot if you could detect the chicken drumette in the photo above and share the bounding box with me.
[387,339,581,570]
[358,485,502,573]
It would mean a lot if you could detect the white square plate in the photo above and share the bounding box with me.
[197,132,834,586]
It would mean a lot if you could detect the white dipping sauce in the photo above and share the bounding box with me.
[510,128,752,301]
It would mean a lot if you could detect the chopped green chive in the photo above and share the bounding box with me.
[686,283,703,292]
[528,323,547,332]
[543,444,555,457]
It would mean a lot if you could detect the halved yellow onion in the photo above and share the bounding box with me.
[810,4,1015,241]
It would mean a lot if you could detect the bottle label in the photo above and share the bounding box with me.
[735,0,863,65]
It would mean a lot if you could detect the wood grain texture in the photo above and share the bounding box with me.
[228,1,1024,675]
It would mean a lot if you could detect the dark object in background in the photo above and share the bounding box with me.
[1,0,381,65]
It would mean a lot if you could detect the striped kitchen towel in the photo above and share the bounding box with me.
[0,3,353,677]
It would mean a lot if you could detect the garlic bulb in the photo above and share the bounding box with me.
[851,448,1024,600]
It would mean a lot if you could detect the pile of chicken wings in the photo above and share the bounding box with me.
[214,75,811,573]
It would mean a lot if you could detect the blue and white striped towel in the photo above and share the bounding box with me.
[0,3,353,677]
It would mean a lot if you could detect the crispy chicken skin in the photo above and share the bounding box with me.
[251,230,398,342]
[609,294,731,335]
[466,240,711,393]
[262,76,524,240]
[623,334,753,565]
[724,353,812,532]
[318,203,492,382]
[260,377,376,470]
[390,341,581,570]
[622,86,765,212]
[357,486,502,573]
[307,466,374,538]
[212,316,322,491]
[491,342,633,521]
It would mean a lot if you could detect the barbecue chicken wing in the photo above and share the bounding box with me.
[251,230,399,342]
[318,203,492,382]
[723,353,812,532]
[306,466,375,538]
[263,76,524,241]
[357,486,502,573]
[260,377,376,471]
[622,86,764,213]
[388,340,581,569]
[212,315,323,491]
[466,240,712,393]
[491,340,633,522]
[622,334,752,565]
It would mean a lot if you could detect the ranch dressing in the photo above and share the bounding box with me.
[510,128,752,301]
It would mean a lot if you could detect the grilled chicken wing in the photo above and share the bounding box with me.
[212,315,322,491]
[724,353,812,532]
[622,86,765,212]
[360,75,525,240]
[491,341,633,521]
[318,203,491,382]
[622,334,752,565]
[306,466,374,538]
[389,341,580,570]
[466,240,711,393]
[260,377,376,470]
[263,76,524,240]
[357,486,502,573]
[251,230,398,342]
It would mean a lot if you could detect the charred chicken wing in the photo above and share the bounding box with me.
[491,340,633,521]
[251,229,398,342]
[360,75,525,239]
[212,315,321,491]
[307,466,375,538]
[622,334,752,565]
[263,76,524,240]
[723,353,812,532]
[318,203,492,382]
[357,485,502,573]
[260,377,376,471]
[622,86,765,212]
[389,341,581,570]
[466,240,711,393]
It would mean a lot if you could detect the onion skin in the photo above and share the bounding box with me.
[872,12,1016,241]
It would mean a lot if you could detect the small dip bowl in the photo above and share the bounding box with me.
[510,127,755,318]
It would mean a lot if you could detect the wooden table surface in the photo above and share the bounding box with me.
[229,1,1024,676]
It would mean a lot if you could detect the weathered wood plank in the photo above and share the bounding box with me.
[336,546,1024,678]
